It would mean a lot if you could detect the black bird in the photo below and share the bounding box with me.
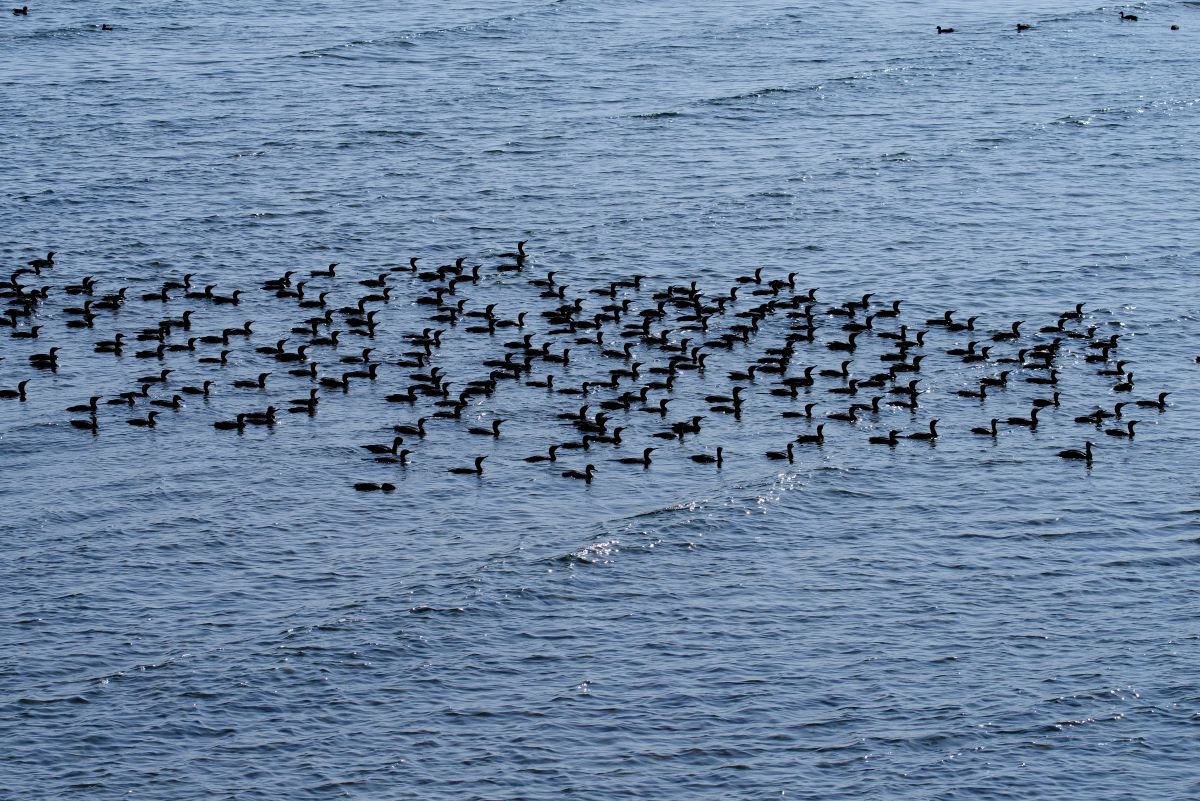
[197,349,231,365]
[137,368,172,384]
[288,388,319,407]
[70,416,99,432]
[1057,441,1094,462]
[906,420,939,441]
[826,332,859,352]
[94,333,125,353]
[181,380,214,397]
[827,407,858,423]
[820,360,852,379]
[992,321,1022,341]
[374,449,412,466]
[244,406,278,426]
[972,419,1000,438]
[869,430,900,446]
[781,403,819,420]
[0,380,29,401]
[13,7,29,17]
[354,482,396,492]
[1031,391,1060,409]
[29,347,60,369]
[497,241,528,260]
[1134,392,1169,410]
[392,417,428,437]
[275,345,310,363]
[766,443,795,462]
[126,411,160,428]
[232,372,270,390]
[149,394,184,410]
[562,464,596,483]
[937,25,954,33]
[690,447,723,466]
[1025,369,1058,386]
[1006,408,1040,429]
[1105,420,1138,438]
[957,383,987,400]
[213,414,247,431]
[468,419,504,437]
[612,447,655,467]
[318,372,352,391]
[449,456,487,475]
[524,445,560,463]
[107,385,151,406]
[67,396,101,414]
[362,436,406,455]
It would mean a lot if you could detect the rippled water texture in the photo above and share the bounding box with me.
[3,1,1199,799]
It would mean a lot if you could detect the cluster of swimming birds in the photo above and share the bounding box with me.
[0,243,1179,491]
[9,4,1177,31]
[936,10,1180,33]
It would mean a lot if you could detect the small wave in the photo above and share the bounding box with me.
[409,605,468,615]
[297,38,417,59]
[13,25,103,41]
[703,86,799,105]
[555,538,621,564]
[363,129,426,138]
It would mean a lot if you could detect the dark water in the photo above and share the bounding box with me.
[3,1,1200,798]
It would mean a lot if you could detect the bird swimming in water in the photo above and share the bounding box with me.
[467,419,504,437]
[794,424,826,445]
[181,380,214,397]
[524,445,560,463]
[374,449,412,465]
[0,380,30,401]
[611,447,655,467]
[362,436,405,455]
[562,464,596,483]
[971,419,999,438]
[765,443,795,462]
[1134,392,1169,410]
[67,397,101,414]
[70,415,99,432]
[1006,408,1040,429]
[1104,420,1138,438]
[449,456,487,475]
[213,414,247,431]
[1057,441,1094,462]
[907,419,939,441]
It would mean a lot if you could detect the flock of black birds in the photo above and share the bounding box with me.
[0,243,1179,491]
[936,11,1181,33]
[9,3,1180,31]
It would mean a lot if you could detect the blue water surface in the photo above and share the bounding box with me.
[2,1,1199,799]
